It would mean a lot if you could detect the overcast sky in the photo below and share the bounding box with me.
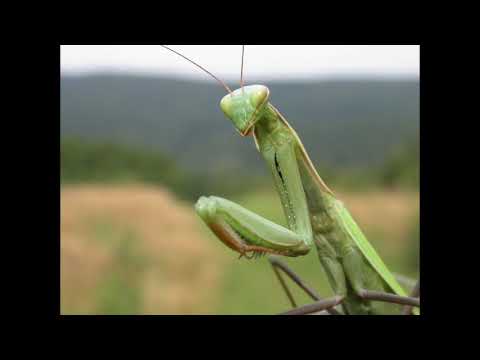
[61,45,419,81]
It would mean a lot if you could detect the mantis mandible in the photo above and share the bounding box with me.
[160,45,420,315]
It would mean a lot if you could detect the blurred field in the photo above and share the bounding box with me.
[61,183,419,315]
[60,184,226,314]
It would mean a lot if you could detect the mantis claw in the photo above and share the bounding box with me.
[238,251,255,260]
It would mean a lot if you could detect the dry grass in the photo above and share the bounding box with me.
[61,184,225,314]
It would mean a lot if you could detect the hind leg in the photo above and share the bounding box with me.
[269,256,341,315]
[280,296,344,315]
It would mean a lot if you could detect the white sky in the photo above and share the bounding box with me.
[61,45,419,80]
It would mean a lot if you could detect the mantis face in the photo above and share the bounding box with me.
[220,85,270,136]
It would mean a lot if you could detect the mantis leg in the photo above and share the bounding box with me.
[401,279,420,315]
[268,256,341,315]
[270,258,297,307]
[279,296,344,315]
[358,289,420,308]
[195,196,311,257]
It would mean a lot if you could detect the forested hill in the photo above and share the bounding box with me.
[61,74,419,176]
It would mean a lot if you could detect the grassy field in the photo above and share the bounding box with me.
[61,184,226,314]
[61,184,419,315]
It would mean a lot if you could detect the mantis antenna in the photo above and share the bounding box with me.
[240,45,245,92]
[159,45,232,94]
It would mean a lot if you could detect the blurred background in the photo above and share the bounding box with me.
[60,45,419,314]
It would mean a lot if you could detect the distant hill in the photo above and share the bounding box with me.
[61,75,419,176]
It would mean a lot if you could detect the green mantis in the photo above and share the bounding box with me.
[161,45,420,315]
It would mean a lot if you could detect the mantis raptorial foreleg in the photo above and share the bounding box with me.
[195,137,314,258]
[195,196,311,258]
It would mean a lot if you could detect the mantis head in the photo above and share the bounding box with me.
[159,46,266,136]
[160,46,268,136]
[220,85,270,136]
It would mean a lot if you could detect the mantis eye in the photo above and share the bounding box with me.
[219,95,234,118]
[250,86,269,109]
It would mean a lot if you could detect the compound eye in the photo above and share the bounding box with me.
[220,95,233,118]
[250,86,269,109]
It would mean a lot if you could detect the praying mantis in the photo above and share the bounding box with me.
[160,45,420,315]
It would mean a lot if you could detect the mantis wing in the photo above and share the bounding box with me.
[334,200,407,297]
[337,202,420,314]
